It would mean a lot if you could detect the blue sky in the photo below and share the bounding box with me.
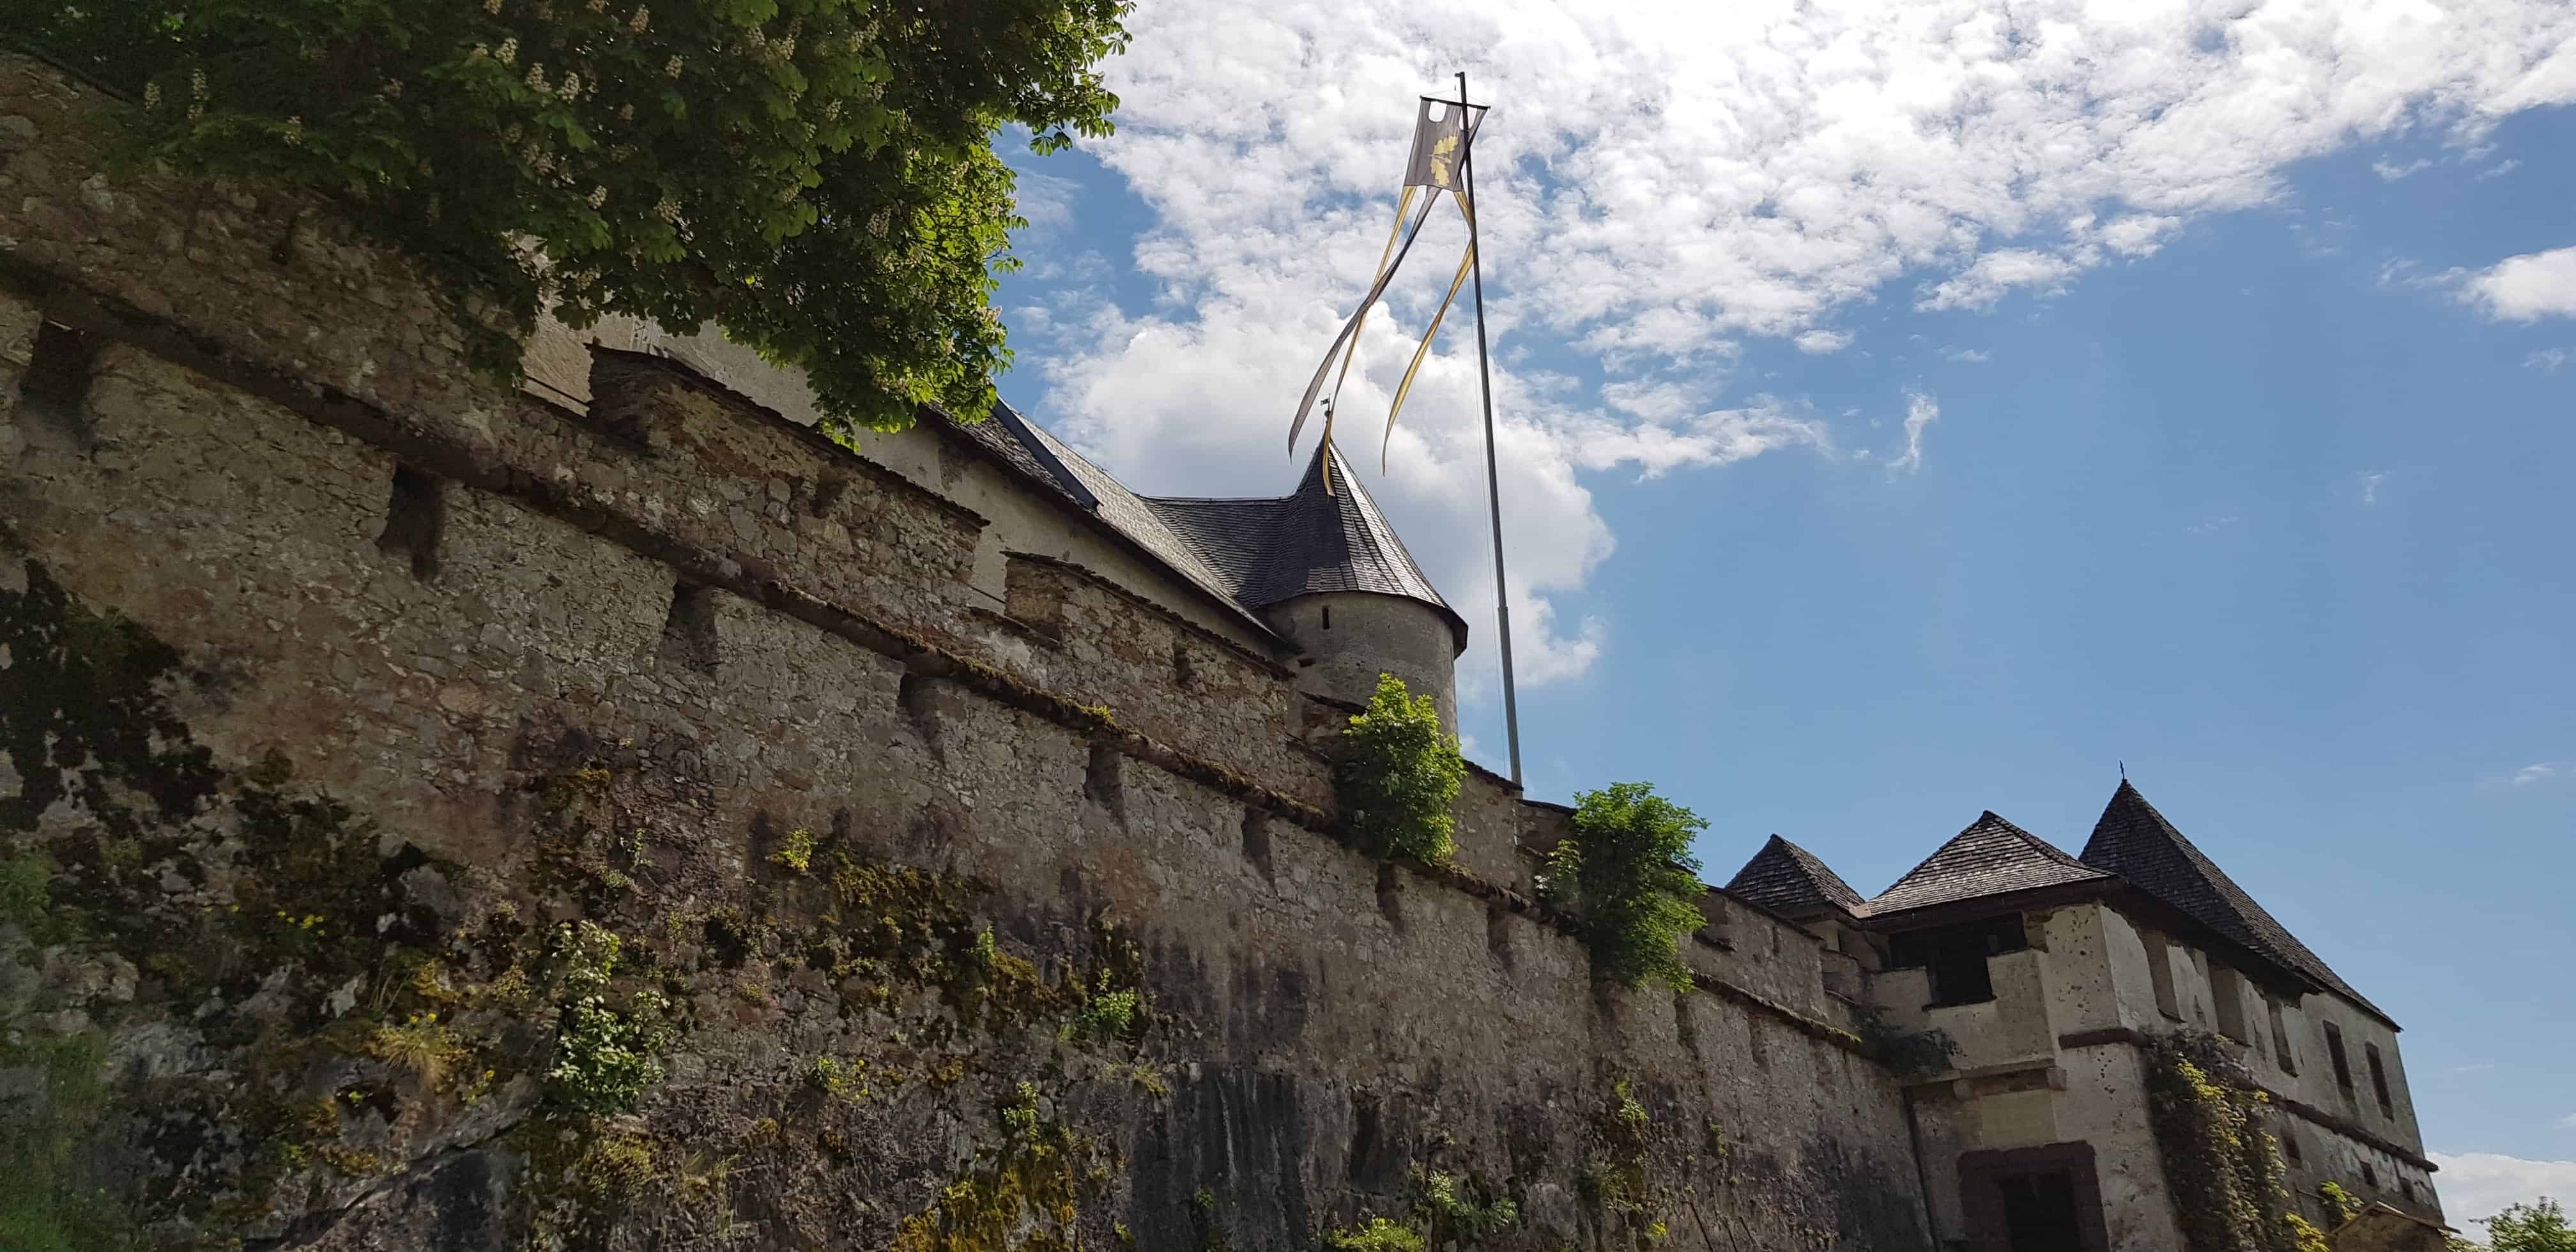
[978,0,2575,1219]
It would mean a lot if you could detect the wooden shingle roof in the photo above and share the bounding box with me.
[1867,811,2113,917]
[1726,834,1870,917]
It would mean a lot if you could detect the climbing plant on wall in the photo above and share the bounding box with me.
[1332,674,1465,863]
[17,0,1130,435]
[1541,782,1707,989]
[2142,1030,2313,1252]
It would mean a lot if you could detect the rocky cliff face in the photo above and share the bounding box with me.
[0,56,1931,1251]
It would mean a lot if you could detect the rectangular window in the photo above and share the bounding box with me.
[2268,998,2297,1073]
[2366,1044,2393,1118]
[2326,1023,2354,1094]
[2142,931,2181,1019]
[2211,965,2250,1043]
[1890,915,2027,1007]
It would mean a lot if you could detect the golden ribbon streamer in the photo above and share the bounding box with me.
[1383,191,1476,469]
[1320,186,1421,496]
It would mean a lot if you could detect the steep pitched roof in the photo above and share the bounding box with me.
[1867,811,2114,917]
[937,402,1278,639]
[1143,441,1466,649]
[2080,781,2388,1024]
[1727,835,1870,917]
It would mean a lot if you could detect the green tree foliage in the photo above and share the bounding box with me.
[2453,1200,2576,1252]
[1542,782,1707,989]
[19,0,1131,434]
[1332,673,1464,864]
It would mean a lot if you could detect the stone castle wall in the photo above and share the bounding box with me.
[0,56,1933,1251]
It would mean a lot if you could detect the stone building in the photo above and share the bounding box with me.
[1728,786,2448,1252]
[0,52,2444,1251]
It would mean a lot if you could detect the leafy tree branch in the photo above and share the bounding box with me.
[20,0,1131,434]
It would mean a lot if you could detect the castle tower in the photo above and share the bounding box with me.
[1145,441,1468,729]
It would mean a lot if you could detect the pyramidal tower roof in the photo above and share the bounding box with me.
[1727,835,1870,917]
[1143,440,1466,649]
[2080,781,2388,1024]
[1867,811,2113,917]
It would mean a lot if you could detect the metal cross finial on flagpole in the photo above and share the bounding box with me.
[1455,70,1522,788]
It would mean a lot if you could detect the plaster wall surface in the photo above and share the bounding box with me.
[1263,592,1462,734]
[2092,905,2440,1226]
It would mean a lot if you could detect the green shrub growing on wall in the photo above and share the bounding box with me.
[1333,674,1464,864]
[2143,1030,2310,1252]
[1542,782,1707,988]
[544,922,674,1115]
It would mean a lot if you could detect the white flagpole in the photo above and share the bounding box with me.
[1456,70,1522,787]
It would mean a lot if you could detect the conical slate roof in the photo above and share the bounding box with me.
[1144,441,1466,650]
[2080,781,2388,1024]
[1728,835,1870,917]
[1867,811,2113,917]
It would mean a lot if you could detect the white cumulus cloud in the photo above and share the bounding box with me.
[2465,247,2576,321]
[1017,0,2576,689]
[2428,1152,2576,1225]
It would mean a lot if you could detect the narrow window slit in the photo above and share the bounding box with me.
[657,580,721,674]
[18,321,100,447]
[374,464,448,580]
[1084,742,1124,818]
[1239,808,1272,879]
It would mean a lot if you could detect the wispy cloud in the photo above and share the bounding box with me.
[1795,329,1854,355]
[2449,1063,2498,1075]
[2359,471,2386,504]
[1887,392,1940,476]
[2188,513,2242,537]
[2372,156,2433,180]
[2478,159,2522,180]
[2526,348,2568,373]
[1942,346,1991,363]
[2557,1112,2576,1130]
[2511,763,2564,787]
